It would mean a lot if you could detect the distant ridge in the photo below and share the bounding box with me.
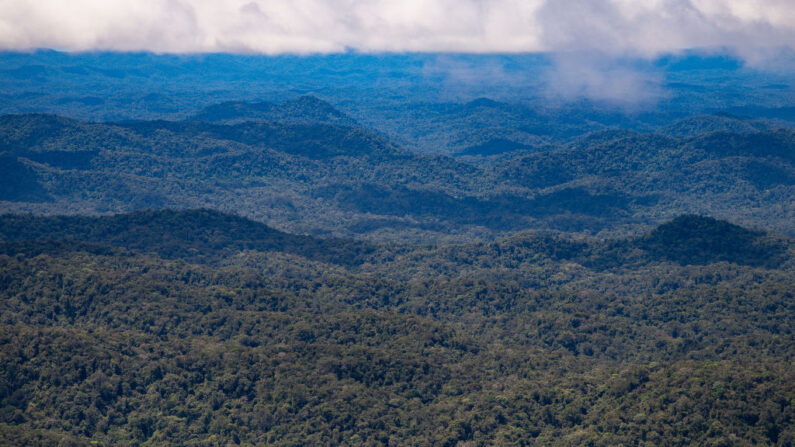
[501,214,790,269]
[189,96,357,127]
[658,114,775,138]
[0,113,398,160]
[458,138,534,156]
[721,105,795,122]
[685,129,795,161]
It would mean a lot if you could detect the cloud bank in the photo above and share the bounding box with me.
[2,1,793,107]
[1,0,793,58]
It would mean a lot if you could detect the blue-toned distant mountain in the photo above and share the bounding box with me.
[657,114,777,138]
[189,95,358,127]
[1,104,793,239]
[1,51,794,155]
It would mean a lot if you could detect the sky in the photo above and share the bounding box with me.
[1,0,794,60]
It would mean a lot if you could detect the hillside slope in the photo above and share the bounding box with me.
[0,210,792,446]
[1,112,794,239]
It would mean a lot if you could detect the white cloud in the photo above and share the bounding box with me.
[543,52,666,107]
[1,0,792,106]
[0,0,545,53]
[536,0,795,59]
[0,0,792,56]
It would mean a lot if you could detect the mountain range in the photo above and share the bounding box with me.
[1,97,793,240]
[1,51,794,445]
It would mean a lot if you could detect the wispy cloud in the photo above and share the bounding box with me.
[542,53,666,107]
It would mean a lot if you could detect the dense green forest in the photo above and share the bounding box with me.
[0,210,792,446]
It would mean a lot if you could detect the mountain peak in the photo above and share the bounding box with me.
[639,215,788,267]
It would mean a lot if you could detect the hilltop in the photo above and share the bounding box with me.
[189,95,358,127]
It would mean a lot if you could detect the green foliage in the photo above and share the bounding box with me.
[638,215,789,267]
[0,211,792,445]
[0,209,377,266]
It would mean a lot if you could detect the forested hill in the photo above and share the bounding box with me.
[1,108,794,240]
[637,214,790,267]
[0,210,792,445]
[1,210,789,270]
[189,95,358,127]
[657,113,777,138]
[0,113,399,160]
[0,209,377,266]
